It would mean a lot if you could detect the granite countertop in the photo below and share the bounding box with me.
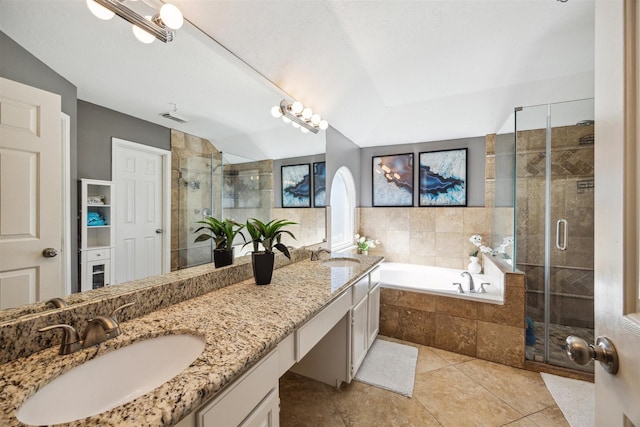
[0,255,382,427]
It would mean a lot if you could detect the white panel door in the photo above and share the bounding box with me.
[113,140,164,283]
[0,77,62,308]
[594,2,640,425]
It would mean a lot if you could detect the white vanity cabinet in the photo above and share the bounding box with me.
[79,179,115,292]
[350,275,370,379]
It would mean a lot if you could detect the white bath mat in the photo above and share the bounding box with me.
[541,372,594,427]
[354,339,418,397]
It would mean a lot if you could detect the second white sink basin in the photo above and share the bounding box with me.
[17,333,205,425]
[321,257,361,267]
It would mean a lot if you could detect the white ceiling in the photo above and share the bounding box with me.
[0,0,594,160]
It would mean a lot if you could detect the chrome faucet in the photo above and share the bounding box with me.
[310,247,331,260]
[39,302,135,355]
[460,271,476,293]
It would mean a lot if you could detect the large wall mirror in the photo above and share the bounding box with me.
[0,1,327,321]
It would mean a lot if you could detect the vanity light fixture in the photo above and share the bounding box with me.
[86,0,184,44]
[271,100,329,134]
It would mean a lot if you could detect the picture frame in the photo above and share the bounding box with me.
[281,163,311,208]
[418,148,467,207]
[313,162,326,207]
[372,153,414,207]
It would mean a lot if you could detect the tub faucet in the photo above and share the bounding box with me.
[310,247,331,261]
[460,271,476,293]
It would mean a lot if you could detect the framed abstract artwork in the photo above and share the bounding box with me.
[282,164,311,208]
[313,162,326,207]
[372,153,414,207]
[419,148,467,206]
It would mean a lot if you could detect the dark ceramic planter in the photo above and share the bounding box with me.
[213,247,234,268]
[251,252,275,285]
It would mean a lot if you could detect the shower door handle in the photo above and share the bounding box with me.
[556,219,567,250]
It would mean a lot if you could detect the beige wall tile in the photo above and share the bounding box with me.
[477,284,525,328]
[435,208,464,232]
[476,321,525,368]
[380,287,399,305]
[410,231,436,256]
[434,295,478,319]
[397,290,436,312]
[435,232,464,259]
[409,254,436,265]
[379,303,399,337]
[434,313,477,356]
[384,207,410,231]
[435,256,465,269]
[463,208,489,234]
[410,208,436,232]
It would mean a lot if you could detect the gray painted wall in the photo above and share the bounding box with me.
[359,136,487,207]
[273,154,326,208]
[1,30,80,289]
[77,100,170,180]
[325,127,361,204]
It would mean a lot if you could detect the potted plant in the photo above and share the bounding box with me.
[244,218,296,285]
[194,217,245,268]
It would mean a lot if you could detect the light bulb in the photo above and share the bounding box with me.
[132,17,156,44]
[301,127,309,134]
[318,120,329,130]
[160,4,184,30]
[270,106,282,118]
[302,108,313,120]
[282,116,291,124]
[292,122,301,129]
[86,0,115,20]
[311,114,321,125]
[291,101,303,114]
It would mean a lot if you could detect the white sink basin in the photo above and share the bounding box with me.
[17,334,205,425]
[321,257,361,267]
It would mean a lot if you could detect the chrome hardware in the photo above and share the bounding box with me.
[556,219,568,250]
[477,283,491,293]
[45,297,68,309]
[42,248,58,258]
[155,229,163,234]
[452,283,464,293]
[566,335,619,374]
[38,324,82,355]
[460,271,475,293]
[310,247,331,261]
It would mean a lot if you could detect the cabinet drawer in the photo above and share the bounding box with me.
[198,350,278,427]
[296,290,351,360]
[352,275,369,304]
[87,249,110,261]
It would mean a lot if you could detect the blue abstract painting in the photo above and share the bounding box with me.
[419,149,467,206]
[372,153,414,207]
[282,164,311,208]
[313,162,326,207]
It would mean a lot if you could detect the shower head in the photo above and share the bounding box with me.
[576,120,594,126]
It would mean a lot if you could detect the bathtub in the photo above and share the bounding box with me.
[374,262,504,305]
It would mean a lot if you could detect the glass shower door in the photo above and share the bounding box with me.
[517,99,595,372]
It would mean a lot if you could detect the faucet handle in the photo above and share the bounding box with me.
[478,283,491,293]
[452,283,464,293]
[110,302,135,323]
[39,324,82,355]
[45,297,68,309]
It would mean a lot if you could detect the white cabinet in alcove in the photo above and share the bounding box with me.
[79,179,115,291]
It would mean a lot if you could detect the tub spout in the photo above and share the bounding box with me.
[460,271,475,293]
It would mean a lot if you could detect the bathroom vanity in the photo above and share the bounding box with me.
[0,252,382,427]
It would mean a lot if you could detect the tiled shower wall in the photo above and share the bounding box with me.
[516,125,595,328]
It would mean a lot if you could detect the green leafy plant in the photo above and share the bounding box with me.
[194,217,245,250]
[244,218,297,258]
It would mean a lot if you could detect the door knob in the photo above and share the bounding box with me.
[155,229,163,234]
[566,335,619,374]
[42,248,58,258]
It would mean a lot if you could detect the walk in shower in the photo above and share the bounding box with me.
[513,98,595,372]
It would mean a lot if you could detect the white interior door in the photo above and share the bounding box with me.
[113,138,170,283]
[0,77,62,308]
[593,1,640,425]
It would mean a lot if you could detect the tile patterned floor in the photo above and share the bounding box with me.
[280,336,569,427]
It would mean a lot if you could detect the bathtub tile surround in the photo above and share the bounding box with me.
[0,249,309,365]
[380,256,526,368]
[0,254,383,426]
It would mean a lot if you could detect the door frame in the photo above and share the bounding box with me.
[61,113,71,296]
[111,138,171,278]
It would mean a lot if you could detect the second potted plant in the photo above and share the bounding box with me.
[194,217,245,268]
[244,218,296,285]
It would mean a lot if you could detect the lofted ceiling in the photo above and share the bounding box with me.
[0,0,594,160]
